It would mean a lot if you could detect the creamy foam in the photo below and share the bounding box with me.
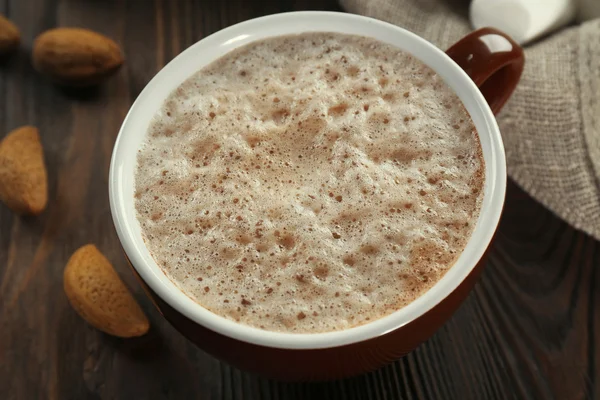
[134,33,484,333]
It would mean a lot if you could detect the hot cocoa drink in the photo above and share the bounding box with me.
[134,33,484,333]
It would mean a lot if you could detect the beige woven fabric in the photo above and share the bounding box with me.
[341,0,600,240]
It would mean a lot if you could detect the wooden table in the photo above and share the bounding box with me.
[1,1,598,399]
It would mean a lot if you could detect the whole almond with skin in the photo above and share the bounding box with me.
[0,126,48,215]
[33,28,123,86]
[64,244,150,338]
[0,14,20,55]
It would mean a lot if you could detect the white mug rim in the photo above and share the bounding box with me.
[109,11,507,350]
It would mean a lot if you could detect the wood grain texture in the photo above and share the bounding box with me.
[0,0,598,399]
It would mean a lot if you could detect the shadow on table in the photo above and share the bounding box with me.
[53,181,593,400]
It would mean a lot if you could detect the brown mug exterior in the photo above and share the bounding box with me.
[447,27,525,115]
[125,28,523,381]
[128,248,491,381]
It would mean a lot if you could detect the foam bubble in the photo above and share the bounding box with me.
[134,33,484,333]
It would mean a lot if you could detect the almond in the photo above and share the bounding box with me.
[33,28,123,86]
[64,244,150,338]
[0,14,20,55]
[0,126,48,215]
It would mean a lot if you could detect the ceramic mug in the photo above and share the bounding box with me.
[109,11,524,381]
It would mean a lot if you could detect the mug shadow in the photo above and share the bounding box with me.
[55,308,217,398]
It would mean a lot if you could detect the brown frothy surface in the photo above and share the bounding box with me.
[135,33,484,333]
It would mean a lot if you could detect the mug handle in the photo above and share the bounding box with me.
[446,27,525,115]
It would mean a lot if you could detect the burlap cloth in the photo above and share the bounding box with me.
[341,0,600,240]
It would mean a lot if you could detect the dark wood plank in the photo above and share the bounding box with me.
[0,0,598,399]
